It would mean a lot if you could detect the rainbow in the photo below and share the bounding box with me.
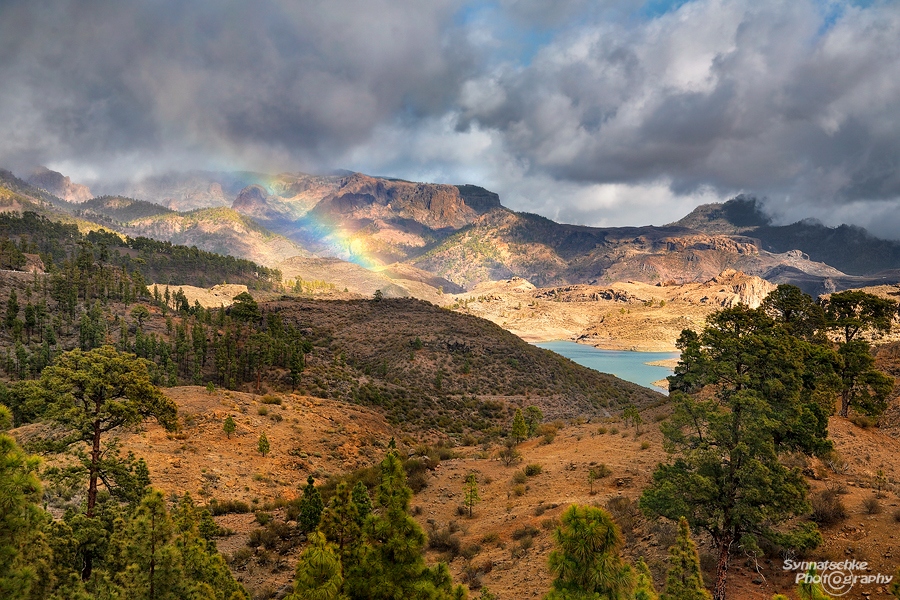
[248,172,384,270]
[291,209,383,270]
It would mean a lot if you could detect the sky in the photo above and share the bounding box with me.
[1,0,899,234]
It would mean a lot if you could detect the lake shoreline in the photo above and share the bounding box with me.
[534,340,678,395]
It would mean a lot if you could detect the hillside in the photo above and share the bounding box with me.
[125,207,310,267]
[92,382,900,600]
[268,297,664,429]
[76,194,175,222]
[20,166,900,297]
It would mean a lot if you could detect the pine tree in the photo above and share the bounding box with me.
[109,489,184,600]
[524,405,543,436]
[544,504,634,600]
[0,434,48,599]
[797,566,833,600]
[661,517,711,600]
[351,481,372,525]
[319,482,361,571]
[288,532,346,600]
[463,473,480,518]
[5,289,19,330]
[642,305,835,600]
[298,475,325,533]
[172,493,247,600]
[37,346,178,580]
[347,449,465,600]
[634,558,659,600]
[223,415,236,438]
[511,408,528,444]
[257,432,270,457]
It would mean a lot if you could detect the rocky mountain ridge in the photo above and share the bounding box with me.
[8,167,900,300]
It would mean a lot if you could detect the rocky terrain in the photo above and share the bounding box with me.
[446,270,776,351]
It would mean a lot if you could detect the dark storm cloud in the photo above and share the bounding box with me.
[0,0,469,175]
[456,0,900,207]
[2,0,900,234]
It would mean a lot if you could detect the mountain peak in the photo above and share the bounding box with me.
[26,166,92,203]
[672,195,771,234]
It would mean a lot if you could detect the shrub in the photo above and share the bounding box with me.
[512,470,527,484]
[208,498,251,515]
[524,464,543,476]
[862,496,881,515]
[261,394,282,405]
[592,463,611,479]
[481,532,500,545]
[850,414,877,429]
[811,490,847,524]
[640,440,651,450]
[511,524,539,540]
[498,443,522,467]
[512,484,526,497]
[461,543,482,560]
[428,527,462,558]
[257,406,269,416]
[541,517,558,530]
[228,547,253,567]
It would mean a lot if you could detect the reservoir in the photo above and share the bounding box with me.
[534,340,679,394]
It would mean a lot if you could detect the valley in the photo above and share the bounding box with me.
[2,166,900,600]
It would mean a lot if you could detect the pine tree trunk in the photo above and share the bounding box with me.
[82,416,102,581]
[840,389,850,417]
[713,535,732,600]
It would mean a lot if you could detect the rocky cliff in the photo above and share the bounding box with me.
[27,166,93,203]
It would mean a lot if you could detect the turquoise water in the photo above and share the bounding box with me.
[534,341,678,394]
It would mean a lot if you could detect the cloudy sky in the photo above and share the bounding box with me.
[1,0,899,234]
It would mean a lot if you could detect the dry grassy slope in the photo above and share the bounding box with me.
[267,297,664,427]
[447,270,775,351]
[114,388,900,600]
[119,387,395,502]
[389,419,899,600]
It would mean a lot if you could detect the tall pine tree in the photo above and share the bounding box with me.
[288,532,347,600]
[347,449,466,600]
[661,517,711,600]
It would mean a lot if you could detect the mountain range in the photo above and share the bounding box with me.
[6,166,900,298]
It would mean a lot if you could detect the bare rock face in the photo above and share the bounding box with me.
[706,269,776,308]
[232,185,272,219]
[317,173,479,230]
[27,166,92,203]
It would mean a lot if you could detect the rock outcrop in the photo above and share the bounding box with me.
[315,173,480,230]
[27,166,92,203]
[705,269,776,308]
